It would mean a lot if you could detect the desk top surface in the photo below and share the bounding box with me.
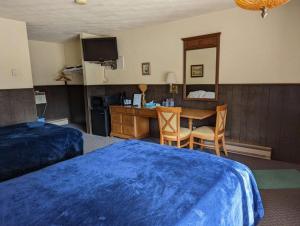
[110,106,215,120]
[181,108,216,120]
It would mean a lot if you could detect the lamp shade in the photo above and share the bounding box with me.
[166,72,177,84]
[75,0,87,5]
[235,0,289,10]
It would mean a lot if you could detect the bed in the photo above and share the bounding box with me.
[0,140,264,226]
[0,122,83,181]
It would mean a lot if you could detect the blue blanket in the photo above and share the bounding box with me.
[0,122,83,181]
[0,140,264,226]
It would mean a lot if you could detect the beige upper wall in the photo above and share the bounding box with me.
[186,48,216,85]
[0,17,33,89]
[29,40,66,86]
[64,38,84,85]
[84,1,299,85]
[29,39,83,86]
[64,38,82,66]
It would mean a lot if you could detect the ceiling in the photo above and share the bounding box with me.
[0,0,235,42]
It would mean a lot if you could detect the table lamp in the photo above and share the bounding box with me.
[166,72,178,94]
[138,84,148,106]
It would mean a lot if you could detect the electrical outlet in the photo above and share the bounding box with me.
[11,69,17,77]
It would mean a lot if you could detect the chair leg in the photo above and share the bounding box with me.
[189,136,193,149]
[214,139,221,156]
[222,136,228,156]
[160,136,164,145]
[200,139,204,150]
[177,139,181,148]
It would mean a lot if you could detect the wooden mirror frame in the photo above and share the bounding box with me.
[182,32,221,101]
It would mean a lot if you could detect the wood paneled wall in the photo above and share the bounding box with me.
[84,85,106,132]
[34,85,85,125]
[219,84,300,164]
[38,83,300,164]
[35,86,69,120]
[102,84,300,164]
[1,85,297,162]
[68,85,86,125]
[0,88,36,126]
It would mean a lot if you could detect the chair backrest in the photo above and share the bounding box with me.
[215,104,227,136]
[156,107,182,138]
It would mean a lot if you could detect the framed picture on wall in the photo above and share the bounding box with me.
[191,64,204,77]
[142,62,151,75]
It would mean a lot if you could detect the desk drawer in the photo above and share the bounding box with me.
[125,108,135,115]
[110,106,125,113]
[123,125,135,136]
[111,113,122,124]
[137,108,157,118]
[122,115,135,126]
[111,123,122,134]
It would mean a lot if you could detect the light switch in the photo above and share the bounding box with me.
[11,69,17,77]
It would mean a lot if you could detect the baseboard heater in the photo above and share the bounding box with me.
[225,141,271,160]
[205,140,272,160]
[47,118,69,126]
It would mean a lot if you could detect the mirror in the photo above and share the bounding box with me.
[182,33,220,101]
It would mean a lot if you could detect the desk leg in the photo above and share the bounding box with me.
[188,118,193,130]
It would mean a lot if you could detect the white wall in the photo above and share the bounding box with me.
[83,1,300,85]
[64,38,84,85]
[186,48,216,85]
[29,40,66,86]
[0,17,33,89]
[29,39,83,85]
[64,38,82,66]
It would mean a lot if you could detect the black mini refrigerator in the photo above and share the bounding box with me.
[90,95,120,136]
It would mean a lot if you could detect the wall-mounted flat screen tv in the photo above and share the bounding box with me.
[82,37,118,62]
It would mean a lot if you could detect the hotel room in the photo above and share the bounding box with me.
[0,0,299,225]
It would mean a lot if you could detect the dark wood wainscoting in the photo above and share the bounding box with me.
[34,86,70,120]
[68,85,86,125]
[0,88,36,126]
[2,85,298,163]
[84,85,106,133]
[96,84,300,164]
[219,84,300,164]
[34,85,85,125]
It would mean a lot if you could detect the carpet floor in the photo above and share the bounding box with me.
[71,125,300,226]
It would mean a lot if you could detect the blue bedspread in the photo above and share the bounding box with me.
[0,122,83,181]
[0,140,263,226]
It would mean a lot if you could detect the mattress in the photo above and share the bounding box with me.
[0,122,83,181]
[0,140,263,226]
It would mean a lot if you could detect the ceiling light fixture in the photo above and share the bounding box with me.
[75,0,87,5]
[235,0,290,18]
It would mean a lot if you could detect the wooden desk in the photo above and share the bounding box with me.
[181,108,216,130]
[110,106,215,139]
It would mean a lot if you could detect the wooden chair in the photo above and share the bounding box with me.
[156,107,191,148]
[189,104,228,156]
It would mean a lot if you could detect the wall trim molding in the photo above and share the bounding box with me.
[0,88,34,91]
[204,140,271,160]
[226,141,272,160]
[34,84,84,87]
[82,83,300,87]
